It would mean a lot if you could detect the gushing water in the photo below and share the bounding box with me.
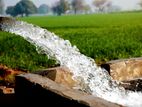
[1,18,142,107]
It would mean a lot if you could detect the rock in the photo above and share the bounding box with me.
[0,86,14,94]
[35,67,77,88]
[0,64,27,87]
[101,58,142,91]
[0,17,16,31]
[0,64,26,106]
[15,73,122,107]
[119,78,142,92]
[101,58,142,81]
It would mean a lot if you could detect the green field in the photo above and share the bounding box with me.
[1,12,142,71]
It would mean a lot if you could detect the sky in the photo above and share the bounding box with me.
[112,0,140,10]
[4,0,141,10]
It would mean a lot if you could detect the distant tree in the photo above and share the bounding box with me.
[139,0,142,8]
[52,1,62,15]
[83,4,91,14]
[52,0,69,15]
[60,0,70,14]
[93,0,108,12]
[71,0,85,14]
[6,6,17,16]
[105,1,112,12]
[109,5,121,12]
[38,4,49,14]
[0,0,4,14]
[14,0,37,17]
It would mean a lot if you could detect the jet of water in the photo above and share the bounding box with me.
[1,17,142,107]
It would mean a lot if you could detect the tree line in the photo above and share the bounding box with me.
[1,0,142,17]
[0,0,50,17]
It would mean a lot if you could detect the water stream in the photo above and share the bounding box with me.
[1,17,142,107]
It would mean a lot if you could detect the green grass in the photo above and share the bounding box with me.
[0,32,56,71]
[1,12,142,71]
[20,13,142,63]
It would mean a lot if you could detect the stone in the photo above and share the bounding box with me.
[119,78,142,92]
[0,17,16,31]
[35,67,77,88]
[101,58,142,81]
[15,73,122,107]
[0,64,27,87]
[0,86,14,94]
[0,64,26,106]
[101,58,142,91]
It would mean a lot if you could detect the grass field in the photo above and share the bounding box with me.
[1,12,142,71]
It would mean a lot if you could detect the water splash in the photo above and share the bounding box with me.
[1,17,142,107]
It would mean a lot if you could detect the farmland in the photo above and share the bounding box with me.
[1,12,142,71]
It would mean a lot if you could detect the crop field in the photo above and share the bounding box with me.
[1,12,142,71]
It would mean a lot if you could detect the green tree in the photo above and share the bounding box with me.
[71,0,85,14]
[93,0,107,12]
[139,0,142,8]
[83,4,91,14]
[60,0,70,14]
[38,4,49,14]
[6,6,17,16]
[0,0,4,14]
[52,0,69,15]
[52,1,62,15]
[14,0,37,17]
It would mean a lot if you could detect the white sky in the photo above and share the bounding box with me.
[4,0,57,7]
[4,0,141,10]
[112,0,140,10]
